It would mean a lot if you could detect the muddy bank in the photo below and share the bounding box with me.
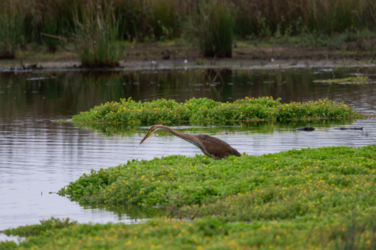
[1,43,376,71]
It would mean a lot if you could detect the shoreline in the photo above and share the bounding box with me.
[1,44,376,72]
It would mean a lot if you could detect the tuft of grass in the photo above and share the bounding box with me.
[184,0,234,57]
[73,1,123,68]
[71,97,362,125]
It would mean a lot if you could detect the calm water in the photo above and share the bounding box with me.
[0,67,375,233]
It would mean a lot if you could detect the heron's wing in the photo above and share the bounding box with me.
[197,134,241,157]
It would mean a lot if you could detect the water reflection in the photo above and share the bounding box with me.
[0,67,375,232]
[1,67,375,118]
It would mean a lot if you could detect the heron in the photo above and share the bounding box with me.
[140,125,241,160]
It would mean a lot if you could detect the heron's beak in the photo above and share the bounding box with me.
[140,130,152,144]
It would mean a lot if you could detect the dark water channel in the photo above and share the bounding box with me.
[0,66,375,235]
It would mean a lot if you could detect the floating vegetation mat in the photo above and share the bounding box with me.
[72,97,362,125]
[313,76,369,84]
[3,214,376,250]
[3,146,376,249]
[59,145,376,222]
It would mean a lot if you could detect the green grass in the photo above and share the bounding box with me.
[3,214,376,250]
[71,97,361,125]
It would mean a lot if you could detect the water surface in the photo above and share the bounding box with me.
[0,67,375,231]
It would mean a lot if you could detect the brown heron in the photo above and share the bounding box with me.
[140,125,241,160]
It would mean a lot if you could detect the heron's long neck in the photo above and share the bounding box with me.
[158,126,197,144]
[157,125,204,153]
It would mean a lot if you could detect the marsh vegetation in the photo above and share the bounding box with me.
[2,145,376,249]
[1,33,376,248]
[71,97,361,125]
[1,0,376,65]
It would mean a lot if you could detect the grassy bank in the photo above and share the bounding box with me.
[71,97,361,125]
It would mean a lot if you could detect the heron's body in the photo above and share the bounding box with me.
[140,125,241,160]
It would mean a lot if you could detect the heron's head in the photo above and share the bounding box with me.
[140,125,161,144]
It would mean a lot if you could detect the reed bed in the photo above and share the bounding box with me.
[0,0,27,59]
[73,1,123,67]
[71,97,361,125]
[183,0,234,57]
[1,0,376,61]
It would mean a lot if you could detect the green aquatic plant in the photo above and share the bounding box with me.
[314,76,369,84]
[3,218,76,237]
[3,215,376,250]
[59,145,376,223]
[72,97,361,125]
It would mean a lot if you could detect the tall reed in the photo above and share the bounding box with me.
[0,1,26,58]
[73,1,123,68]
[231,0,376,37]
[1,0,376,60]
[184,0,234,57]
[113,0,183,42]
